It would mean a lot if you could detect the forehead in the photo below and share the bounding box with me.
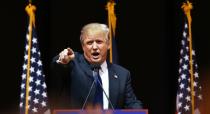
[83,34,106,41]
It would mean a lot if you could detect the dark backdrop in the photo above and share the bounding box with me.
[0,0,209,114]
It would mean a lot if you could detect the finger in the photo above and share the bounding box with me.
[67,48,73,55]
[60,49,67,59]
[60,51,65,60]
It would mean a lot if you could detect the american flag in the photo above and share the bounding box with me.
[176,18,202,114]
[19,24,48,114]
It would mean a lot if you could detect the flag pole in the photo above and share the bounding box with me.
[25,3,36,114]
[182,1,195,114]
[106,0,117,63]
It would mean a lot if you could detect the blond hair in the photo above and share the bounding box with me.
[80,23,109,44]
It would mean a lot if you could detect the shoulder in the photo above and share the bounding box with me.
[72,52,83,62]
[71,52,90,67]
[74,52,82,58]
[109,63,130,75]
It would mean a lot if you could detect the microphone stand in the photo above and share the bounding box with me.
[82,67,115,110]
[96,76,115,110]
[82,79,95,110]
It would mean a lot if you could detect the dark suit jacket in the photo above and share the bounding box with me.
[48,52,142,110]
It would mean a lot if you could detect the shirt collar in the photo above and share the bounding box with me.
[100,61,107,72]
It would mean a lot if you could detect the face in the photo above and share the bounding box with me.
[82,34,110,64]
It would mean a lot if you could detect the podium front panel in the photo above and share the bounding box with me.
[54,109,148,114]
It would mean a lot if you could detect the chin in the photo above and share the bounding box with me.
[91,59,102,64]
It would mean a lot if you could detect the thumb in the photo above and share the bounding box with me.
[67,47,74,55]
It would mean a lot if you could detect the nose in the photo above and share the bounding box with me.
[92,42,98,49]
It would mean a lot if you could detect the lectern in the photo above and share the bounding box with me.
[53,109,148,114]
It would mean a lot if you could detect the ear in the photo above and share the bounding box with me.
[82,43,85,51]
[107,40,111,50]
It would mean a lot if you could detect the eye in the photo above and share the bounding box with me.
[96,40,103,44]
[86,41,93,45]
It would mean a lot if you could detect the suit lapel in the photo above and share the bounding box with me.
[78,54,93,79]
[108,64,119,108]
[77,54,96,102]
[78,54,120,107]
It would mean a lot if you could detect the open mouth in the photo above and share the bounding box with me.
[92,52,100,58]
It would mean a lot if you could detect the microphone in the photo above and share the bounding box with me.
[95,73,115,110]
[92,64,115,110]
[81,78,95,110]
[81,64,101,110]
[82,64,115,110]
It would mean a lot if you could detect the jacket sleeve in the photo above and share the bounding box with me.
[124,71,143,109]
[47,55,72,110]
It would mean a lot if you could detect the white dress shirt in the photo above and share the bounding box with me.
[99,61,109,109]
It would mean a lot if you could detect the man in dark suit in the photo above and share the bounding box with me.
[49,23,142,110]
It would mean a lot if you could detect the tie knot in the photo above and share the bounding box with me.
[91,64,101,72]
